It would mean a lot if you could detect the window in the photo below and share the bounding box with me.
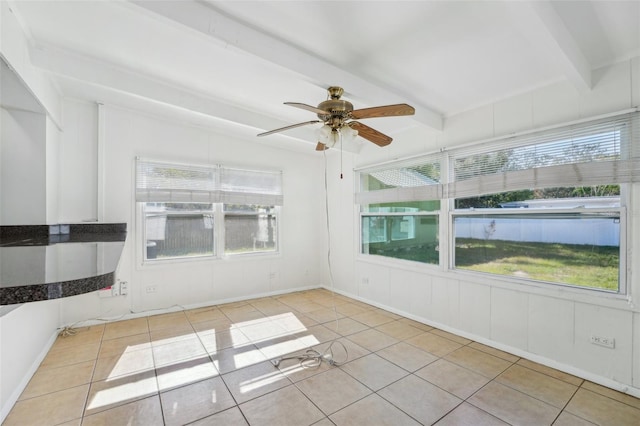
[144,203,215,260]
[355,112,638,294]
[361,206,440,264]
[136,159,282,262]
[452,207,621,292]
[447,113,637,293]
[446,113,635,201]
[224,204,277,254]
[358,158,442,265]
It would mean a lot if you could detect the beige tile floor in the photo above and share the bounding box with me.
[4,289,640,426]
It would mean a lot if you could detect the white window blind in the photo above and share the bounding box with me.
[220,167,284,205]
[446,112,639,199]
[136,159,283,206]
[356,156,442,204]
[136,160,219,203]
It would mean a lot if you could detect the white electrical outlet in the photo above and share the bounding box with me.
[362,277,369,285]
[146,285,157,293]
[120,281,128,295]
[590,335,615,349]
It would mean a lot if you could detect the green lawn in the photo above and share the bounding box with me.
[369,244,439,265]
[455,238,619,291]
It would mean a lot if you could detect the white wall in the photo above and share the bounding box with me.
[56,101,326,323]
[0,300,59,421]
[45,116,60,224]
[0,108,47,225]
[57,99,97,223]
[329,57,640,396]
[0,8,64,419]
[0,75,62,426]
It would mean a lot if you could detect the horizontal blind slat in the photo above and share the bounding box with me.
[452,113,638,184]
[356,112,638,204]
[446,159,640,199]
[356,156,442,204]
[136,159,284,205]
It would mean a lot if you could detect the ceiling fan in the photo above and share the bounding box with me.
[257,86,415,151]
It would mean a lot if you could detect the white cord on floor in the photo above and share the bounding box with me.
[271,148,349,370]
[272,340,348,369]
[56,304,189,338]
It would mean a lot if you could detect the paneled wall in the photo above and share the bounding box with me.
[57,100,326,323]
[328,57,640,395]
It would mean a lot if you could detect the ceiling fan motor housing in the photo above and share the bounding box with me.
[316,99,354,121]
[317,86,353,125]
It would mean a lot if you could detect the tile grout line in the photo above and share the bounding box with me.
[290,375,342,423]
[462,378,511,424]
[549,383,587,426]
[372,370,460,426]
[12,290,640,425]
[81,324,109,424]
[167,314,240,426]
[200,302,328,425]
[516,358,584,387]
[577,387,640,413]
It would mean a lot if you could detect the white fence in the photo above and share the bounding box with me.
[454,217,620,246]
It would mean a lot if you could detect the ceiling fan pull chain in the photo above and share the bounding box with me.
[340,131,344,179]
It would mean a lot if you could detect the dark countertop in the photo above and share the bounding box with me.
[0,223,126,305]
[0,232,127,247]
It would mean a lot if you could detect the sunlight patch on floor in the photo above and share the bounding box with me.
[87,376,157,410]
[239,371,286,394]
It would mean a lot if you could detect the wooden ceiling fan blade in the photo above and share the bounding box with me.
[349,122,393,147]
[316,142,329,151]
[351,103,415,119]
[257,120,320,137]
[284,102,328,116]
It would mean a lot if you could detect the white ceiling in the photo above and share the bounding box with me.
[7,0,640,152]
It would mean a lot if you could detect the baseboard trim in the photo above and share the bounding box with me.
[75,285,322,327]
[0,328,59,424]
[323,285,640,399]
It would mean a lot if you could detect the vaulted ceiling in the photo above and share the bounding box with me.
[7,0,640,153]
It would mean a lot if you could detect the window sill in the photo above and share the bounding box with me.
[140,251,281,268]
[222,251,281,262]
[356,253,440,274]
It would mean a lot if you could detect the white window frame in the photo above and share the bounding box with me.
[356,154,443,267]
[445,112,636,296]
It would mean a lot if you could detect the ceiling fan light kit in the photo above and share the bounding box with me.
[257,86,415,151]
[315,122,358,149]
